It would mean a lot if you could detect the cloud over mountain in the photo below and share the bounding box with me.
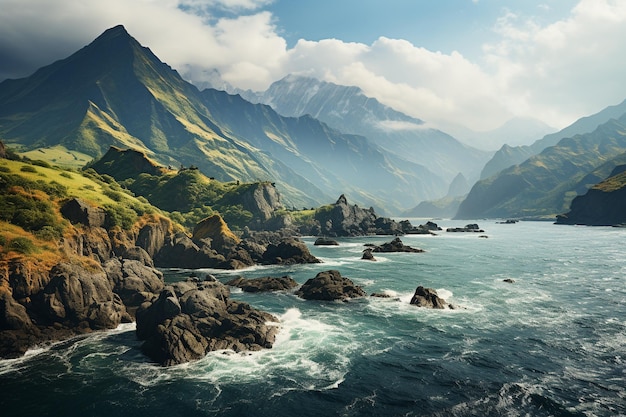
[0,0,625,132]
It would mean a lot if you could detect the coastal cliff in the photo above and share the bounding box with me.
[556,165,626,226]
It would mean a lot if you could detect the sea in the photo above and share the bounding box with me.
[1,220,625,417]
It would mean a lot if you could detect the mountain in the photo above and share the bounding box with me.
[455,114,626,219]
[556,163,626,226]
[480,99,626,180]
[241,75,491,184]
[0,25,445,213]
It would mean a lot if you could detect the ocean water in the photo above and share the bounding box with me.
[1,220,625,416]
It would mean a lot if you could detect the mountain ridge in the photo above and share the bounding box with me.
[0,25,448,213]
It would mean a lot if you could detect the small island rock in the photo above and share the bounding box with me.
[295,270,366,301]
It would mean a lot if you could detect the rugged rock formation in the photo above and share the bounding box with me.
[371,237,424,253]
[0,140,7,159]
[295,270,366,301]
[313,195,404,236]
[192,214,240,253]
[226,276,298,293]
[103,258,164,311]
[410,286,451,309]
[135,279,279,366]
[262,238,321,265]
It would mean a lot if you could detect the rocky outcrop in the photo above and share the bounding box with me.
[239,183,283,223]
[361,248,376,261]
[556,167,626,226]
[135,279,279,366]
[192,214,240,253]
[313,195,404,236]
[314,237,339,246]
[226,276,298,293]
[103,258,164,311]
[371,237,424,253]
[446,224,484,233]
[262,238,321,265]
[410,286,451,309]
[0,140,7,159]
[295,270,366,301]
[60,198,107,228]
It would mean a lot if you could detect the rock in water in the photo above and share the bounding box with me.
[372,237,424,253]
[226,276,298,293]
[135,279,278,366]
[409,286,450,309]
[262,238,321,264]
[295,270,366,301]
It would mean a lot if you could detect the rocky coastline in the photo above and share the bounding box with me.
[0,197,320,361]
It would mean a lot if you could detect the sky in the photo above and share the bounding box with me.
[0,0,625,132]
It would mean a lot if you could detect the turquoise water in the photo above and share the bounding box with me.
[1,221,625,416]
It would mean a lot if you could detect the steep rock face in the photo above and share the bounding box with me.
[38,263,128,330]
[192,214,240,253]
[136,279,279,366]
[238,183,282,223]
[60,198,107,228]
[556,167,626,226]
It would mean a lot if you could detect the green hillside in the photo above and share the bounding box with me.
[0,25,449,213]
[456,115,626,219]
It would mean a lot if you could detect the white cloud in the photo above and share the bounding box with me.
[1,0,625,132]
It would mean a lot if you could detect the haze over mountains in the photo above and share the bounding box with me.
[0,25,454,214]
[236,75,492,185]
[2,25,626,223]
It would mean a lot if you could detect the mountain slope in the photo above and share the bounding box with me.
[242,75,491,184]
[480,99,626,180]
[0,25,445,213]
[556,163,626,226]
[455,114,626,219]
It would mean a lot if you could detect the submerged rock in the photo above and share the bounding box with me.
[295,270,366,301]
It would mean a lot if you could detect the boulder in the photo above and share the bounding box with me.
[361,248,376,261]
[60,198,107,228]
[226,276,298,293]
[136,280,278,366]
[262,238,321,265]
[295,270,366,301]
[409,286,450,309]
[314,237,339,246]
[371,237,424,253]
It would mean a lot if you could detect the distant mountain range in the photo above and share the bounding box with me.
[455,113,626,219]
[480,98,626,180]
[240,75,491,184]
[0,25,452,214]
